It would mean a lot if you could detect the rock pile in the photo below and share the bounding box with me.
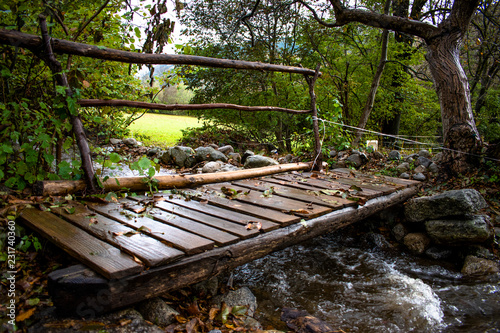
[394,189,498,275]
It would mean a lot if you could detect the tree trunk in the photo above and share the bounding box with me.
[426,31,482,174]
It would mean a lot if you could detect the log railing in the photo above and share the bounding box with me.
[0,28,323,193]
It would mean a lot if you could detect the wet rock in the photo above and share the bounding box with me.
[136,298,179,327]
[405,189,488,223]
[202,161,223,173]
[211,287,257,317]
[461,255,499,275]
[228,152,241,164]
[416,156,432,168]
[400,172,410,179]
[218,145,234,155]
[396,162,410,173]
[418,149,431,159]
[392,223,408,242]
[388,150,401,160]
[413,173,426,181]
[110,138,122,145]
[195,146,228,163]
[123,137,138,147]
[403,233,431,254]
[241,150,255,165]
[425,246,453,260]
[425,215,493,245]
[361,232,393,249]
[244,155,278,169]
[280,308,336,333]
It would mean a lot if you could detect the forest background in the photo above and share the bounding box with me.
[0,0,499,191]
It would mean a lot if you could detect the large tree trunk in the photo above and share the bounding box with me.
[426,31,482,174]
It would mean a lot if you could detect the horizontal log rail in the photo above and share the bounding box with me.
[0,29,320,76]
[34,162,313,196]
[77,99,312,114]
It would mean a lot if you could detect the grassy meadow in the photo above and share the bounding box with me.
[127,113,202,147]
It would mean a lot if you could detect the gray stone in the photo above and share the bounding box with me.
[337,151,349,159]
[211,287,257,317]
[392,223,408,242]
[161,146,196,168]
[202,161,222,173]
[218,145,234,155]
[241,316,263,330]
[428,162,440,174]
[396,162,410,173]
[388,150,401,160]
[400,172,410,179]
[425,215,493,245]
[346,154,363,168]
[220,164,240,172]
[425,246,453,260]
[405,189,488,223]
[195,146,228,163]
[228,152,241,164]
[418,149,431,159]
[136,297,179,327]
[147,148,160,156]
[193,277,219,297]
[432,152,444,163]
[403,233,431,254]
[244,155,278,169]
[413,172,426,181]
[103,308,164,333]
[208,143,219,150]
[461,255,499,275]
[329,150,338,158]
[405,156,415,164]
[417,156,432,168]
[123,137,138,147]
[372,151,385,159]
[414,165,426,174]
[361,232,393,249]
[110,138,122,145]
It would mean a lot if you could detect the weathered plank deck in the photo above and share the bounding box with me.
[17,168,420,316]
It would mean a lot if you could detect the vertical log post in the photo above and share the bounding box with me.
[38,15,97,192]
[304,64,322,171]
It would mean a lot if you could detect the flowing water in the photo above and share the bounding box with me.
[233,227,500,332]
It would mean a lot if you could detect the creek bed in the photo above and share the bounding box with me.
[233,226,500,332]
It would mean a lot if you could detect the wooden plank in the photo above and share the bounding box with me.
[18,208,142,279]
[51,204,183,267]
[330,168,420,187]
[156,196,280,232]
[233,179,356,209]
[126,196,261,239]
[48,186,420,316]
[88,202,213,255]
[205,183,332,219]
[272,174,380,199]
[181,189,301,225]
[302,172,399,195]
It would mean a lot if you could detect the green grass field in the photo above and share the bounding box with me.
[127,113,202,147]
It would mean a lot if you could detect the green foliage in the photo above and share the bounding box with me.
[0,0,152,190]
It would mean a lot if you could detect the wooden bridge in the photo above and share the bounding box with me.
[18,167,420,317]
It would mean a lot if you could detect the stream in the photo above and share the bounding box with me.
[233,227,500,332]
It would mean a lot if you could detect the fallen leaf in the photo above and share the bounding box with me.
[119,318,132,326]
[209,307,219,321]
[131,206,146,214]
[16,308,36,322]
[245,221,262,230]
[290,209,311,214]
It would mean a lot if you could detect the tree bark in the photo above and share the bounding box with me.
[77,99,311,114]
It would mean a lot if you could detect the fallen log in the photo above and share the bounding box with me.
[77,99,312,114]
[34,162,313,196]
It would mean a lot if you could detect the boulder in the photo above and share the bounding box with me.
[195,146,228,163]
[346,154,363,168]
[110,138,122,145]
[202,161,223,173]
[329,150,337,158]
[461,255,499,275]
[123,137,138,147]
[218,145,234,155]
[414,165,426,174]
[211,287,257,317]
[425,215,493,245]
[136,297,179,327]
[228,152,242,164]
[241,150,255,165]
[208,143,219,150]
[372,151,385,159]
[388,150,401,160]
[418,149,431,159]
[160,146,196,168]
[396,162,410,173]
[416,156,432,168]
[413,172,426,181]
[405,189,488,223]
[244,155,278,169]
[392,223,408,242]
[428,162,440,174]
[403,233,431,254]
[399,172,410,179]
